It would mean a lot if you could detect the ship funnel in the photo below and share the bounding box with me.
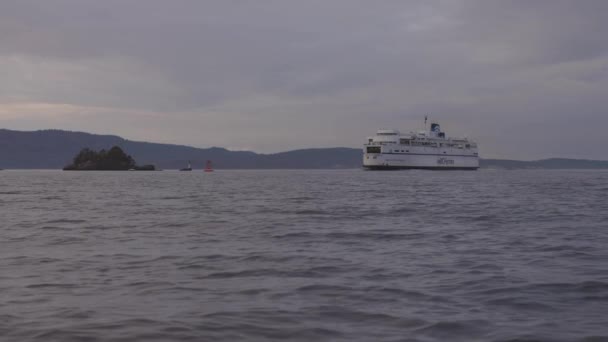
[430,123,441,133]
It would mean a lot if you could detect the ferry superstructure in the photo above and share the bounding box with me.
[363,121,479,170]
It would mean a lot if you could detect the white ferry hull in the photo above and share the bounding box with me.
[363,153,479,170]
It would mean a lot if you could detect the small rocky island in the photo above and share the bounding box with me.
[63,146,155,171]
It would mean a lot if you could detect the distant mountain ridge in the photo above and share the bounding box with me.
[0,129,607,169]
[0,129,360,169]
[480,158,608,169]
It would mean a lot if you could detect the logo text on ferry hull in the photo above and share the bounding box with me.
[437,157,455,165]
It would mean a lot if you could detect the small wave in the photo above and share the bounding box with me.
[196,254,229,260]
[37,257,63,264]
[470,263,503,271]
[286,196,316,201]
[472,214,497,221]
[123,255,181,265]
[363,286,441,301]
[272,232,315,239]
[194,310,346,340]
[126,280,175,287]
[493,334,556,342]
[40,225,72,231]
[485,298,555,311]
[525,281,608,294]
[26,283,78,289]
[538,244,592,252]
[53,309,97,320]
[157,222,190,228]
[174,255,233,270]
[45,219,87,224]
[32,328,98,341]
[48,236,87,245]
[289,284,444,304]
[235,288,270,296]
[360,270,411,281]
[177,264,220,271]
[469,281,608,298]
[582,295,608,301]
[296,284,353,293]
[6,297,51,305]
[205,267,337,279]
[239,254,301,263]
[310,305,426,327]
[415,320,490,339]
[195,321,343,340]
[92,253,139,259]
[40,196,63,200]
[579,336,608,342]
[206,269,283,279]
[295,210,328,215]
[325,231,427,241]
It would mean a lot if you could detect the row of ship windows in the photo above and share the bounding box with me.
[367,146,478,155]
[390,150,478,155]
[368,139,475,149]
[403,140,473,148]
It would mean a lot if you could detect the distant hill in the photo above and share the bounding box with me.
[480,158,608,169]
[0,129,361,169]
[0,129,607,169]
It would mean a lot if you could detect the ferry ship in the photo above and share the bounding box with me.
[363,119,479,170]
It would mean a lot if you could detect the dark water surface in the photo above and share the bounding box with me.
[1,170,608,342]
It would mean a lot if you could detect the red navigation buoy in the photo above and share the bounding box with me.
[204,160,214,172]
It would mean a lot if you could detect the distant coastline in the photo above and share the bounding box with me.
[1,129,607,170]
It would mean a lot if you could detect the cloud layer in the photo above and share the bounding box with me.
[1,0,607,158]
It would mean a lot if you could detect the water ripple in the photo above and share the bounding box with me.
[1,169,607,341]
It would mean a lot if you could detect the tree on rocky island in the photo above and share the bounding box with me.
[64,146,154,171]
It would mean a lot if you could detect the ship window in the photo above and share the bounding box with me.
[406,150,409,152]
[367,146,381,154]
[400,139,411,145]
[368,138,373,143]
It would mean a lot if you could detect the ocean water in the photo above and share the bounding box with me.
[1,169,607,342]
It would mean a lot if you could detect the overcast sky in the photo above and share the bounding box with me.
[1,1,607,159]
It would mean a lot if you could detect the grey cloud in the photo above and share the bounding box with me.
[0,0,607,158]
